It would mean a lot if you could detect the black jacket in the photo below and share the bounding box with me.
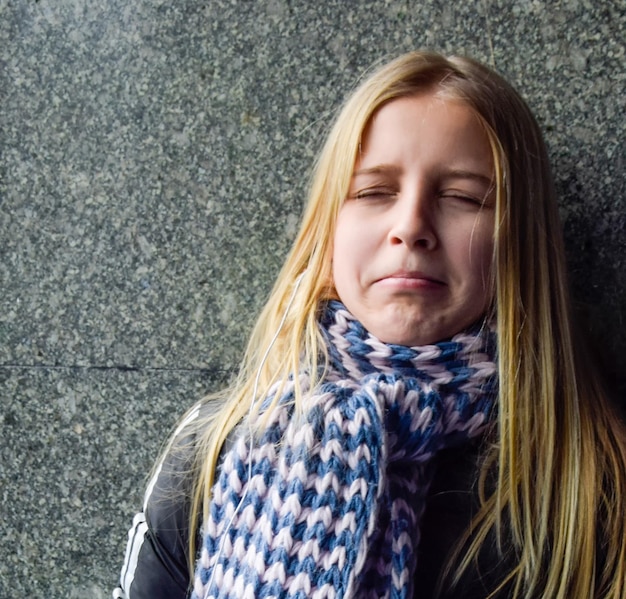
[114,412,509,599]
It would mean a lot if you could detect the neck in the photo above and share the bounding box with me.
[319,300,497,390]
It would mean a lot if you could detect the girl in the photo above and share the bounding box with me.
[115,51,626,599]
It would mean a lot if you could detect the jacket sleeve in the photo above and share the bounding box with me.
[113,406,203,599]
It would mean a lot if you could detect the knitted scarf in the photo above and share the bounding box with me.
[193,301,498,599]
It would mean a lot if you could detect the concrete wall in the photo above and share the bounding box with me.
[1,1,624,595]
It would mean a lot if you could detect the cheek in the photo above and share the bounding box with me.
[331,210,367,298]
[452,219,494,286]
[331,220,348,290]
[331,233,351,288]
[472,234,493,268]
[332,211,352,273]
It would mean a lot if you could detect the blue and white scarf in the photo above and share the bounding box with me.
[193,301,497,599]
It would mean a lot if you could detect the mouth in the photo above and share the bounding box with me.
[376,270,446,289]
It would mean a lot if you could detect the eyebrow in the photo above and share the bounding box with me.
[443,169,494,188]
[352,165,493,187]
[351,164,402,178]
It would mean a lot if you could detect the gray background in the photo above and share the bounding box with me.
[1,0,624,596]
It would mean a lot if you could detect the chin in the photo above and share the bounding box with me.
[367,310,441,347]
[370,324,437,348]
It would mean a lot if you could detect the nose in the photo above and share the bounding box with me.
[387,189,437,250]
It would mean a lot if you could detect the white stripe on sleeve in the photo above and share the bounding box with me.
[115,401,203,598]
[119,512,149,598]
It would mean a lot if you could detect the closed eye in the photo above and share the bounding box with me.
[440,189,493,209]
[351,187,397,201]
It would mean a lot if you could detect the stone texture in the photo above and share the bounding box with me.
[0,0,624,595]
[0,366,228,597]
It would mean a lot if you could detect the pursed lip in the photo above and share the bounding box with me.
[375,270,446,288]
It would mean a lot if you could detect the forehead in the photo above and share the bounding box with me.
[357,93,493,174]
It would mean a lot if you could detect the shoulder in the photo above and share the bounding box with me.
[115,399,224,599]
[144,398,227,542]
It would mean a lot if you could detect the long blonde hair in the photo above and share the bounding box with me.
[182,51,626,597]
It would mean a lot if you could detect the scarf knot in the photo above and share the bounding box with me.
[193,301,497,599]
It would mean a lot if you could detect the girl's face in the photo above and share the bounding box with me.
[332,93,495,346]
